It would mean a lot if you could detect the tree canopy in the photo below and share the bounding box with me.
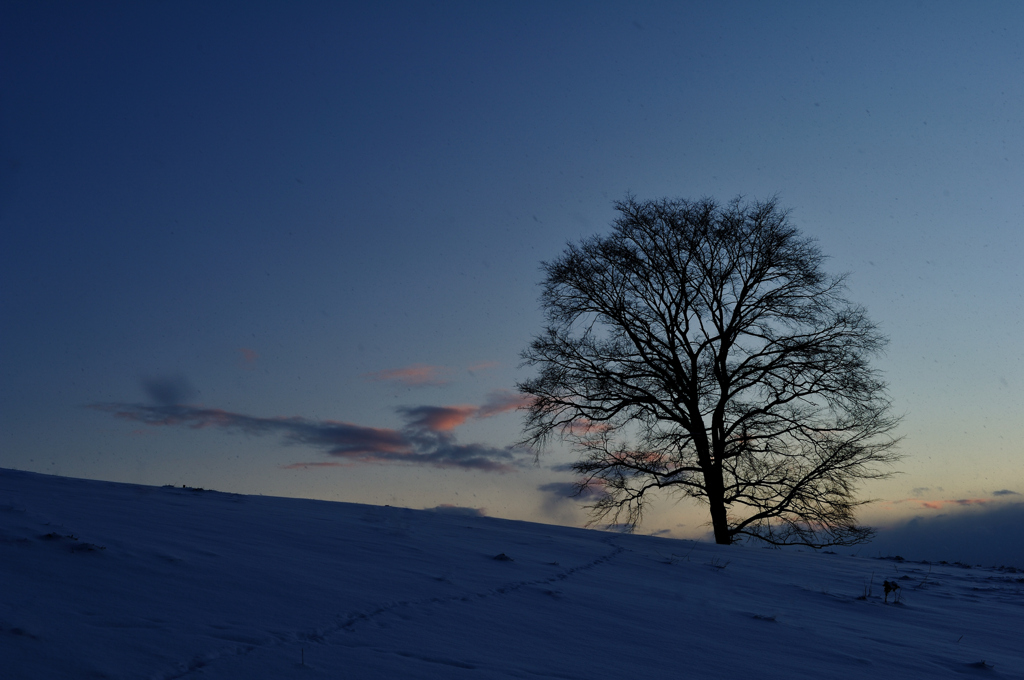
[519,195,901,546]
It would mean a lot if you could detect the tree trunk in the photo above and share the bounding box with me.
[705,464,732,544]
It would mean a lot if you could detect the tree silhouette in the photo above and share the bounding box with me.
[519,195,901,546]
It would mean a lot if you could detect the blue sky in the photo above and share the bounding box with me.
[2,1,1021,541]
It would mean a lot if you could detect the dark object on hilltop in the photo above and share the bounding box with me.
[883,579,901,603]
[520,195,901,547]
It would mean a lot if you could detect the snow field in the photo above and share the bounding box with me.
[1,468,1021,679]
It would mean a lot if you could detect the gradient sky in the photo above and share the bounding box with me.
[2,1,1022,541]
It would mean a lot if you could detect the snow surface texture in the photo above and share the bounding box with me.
[2,468,1022,679]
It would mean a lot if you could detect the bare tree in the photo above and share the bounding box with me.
[519,195,900,547]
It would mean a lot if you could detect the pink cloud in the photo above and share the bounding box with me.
[397,405,477,432]
[397,392,532,431]
[467,361,499,373]
[477,390,534,418]
[566,419,612,436]
[238,347,258,369]
[90,401,526,473]
[363,364,449,387]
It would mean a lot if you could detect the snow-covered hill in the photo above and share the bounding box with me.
[1,468,1021,679]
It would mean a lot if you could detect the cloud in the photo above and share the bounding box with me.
[869,502,1024,567]
[90,401,527,473]
[477,389,533,418]
[565,419,612,436]
[363,364,449,387]
[398,427,525,472]
[238,347,258,368]
[426,504,487,517]
[396,405,477,432]
[892,497,995,511]
[537,481,606,501]
[927,498,991,510]
[467,361,499,374]
[141,375,196,406]
[993,489,1020,496]
[397,391,531,431]
[535,479,609,523]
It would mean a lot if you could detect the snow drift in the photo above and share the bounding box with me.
[1,468,1021,679]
